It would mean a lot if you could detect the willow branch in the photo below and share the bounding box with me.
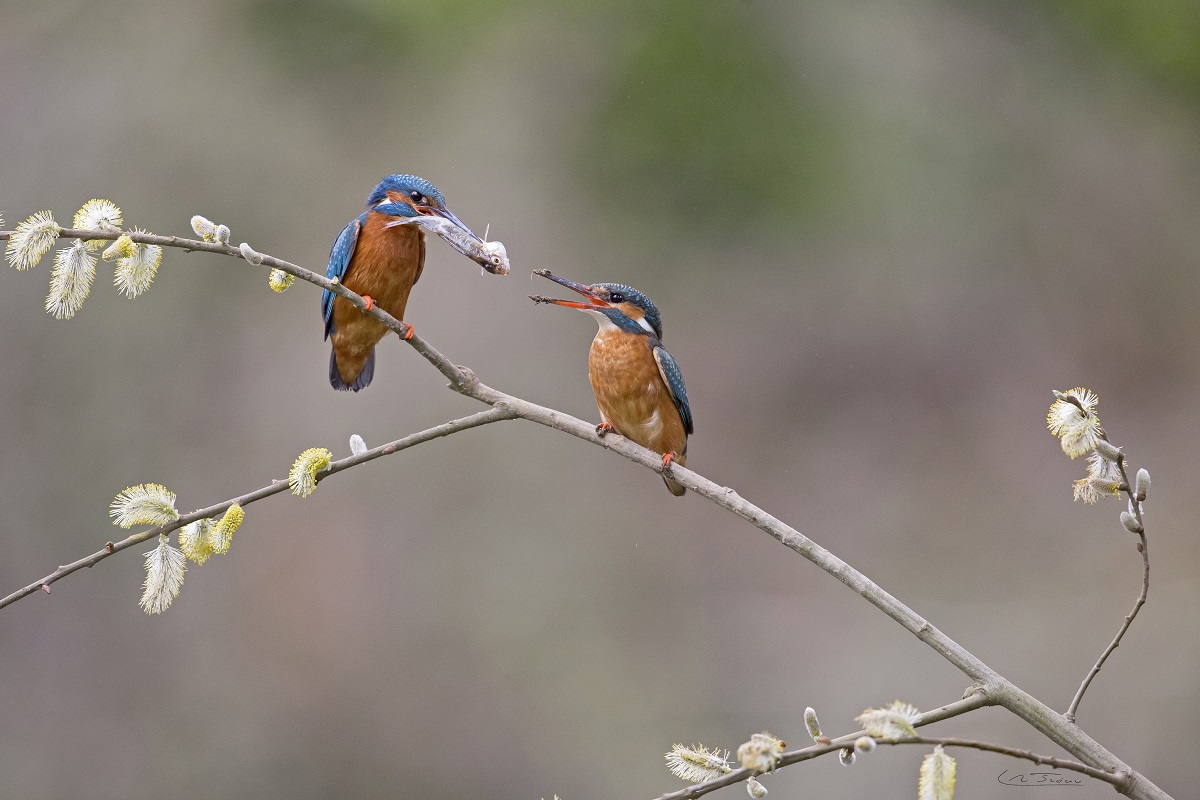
[0,227,1171,799]
[0,406,514,610]
[652,692,1125,800]
[1065,448,1151,723]
[651,692,995,800]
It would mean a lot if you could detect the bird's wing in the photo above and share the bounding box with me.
[653,345,694,435]
[322,214,364,338]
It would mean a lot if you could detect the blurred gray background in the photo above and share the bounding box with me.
[1,1,1197,797]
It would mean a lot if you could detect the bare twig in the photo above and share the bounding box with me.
[1065,447,1151,723]
[897,737,1126,786]
[0,227,1172,799]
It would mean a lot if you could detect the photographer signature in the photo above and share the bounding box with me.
[998,769,1083,787]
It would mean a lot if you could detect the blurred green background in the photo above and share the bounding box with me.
[1,1,1197,797]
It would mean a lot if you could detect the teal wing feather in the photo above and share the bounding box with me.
[323,213,365,338]
[653,345,693,435]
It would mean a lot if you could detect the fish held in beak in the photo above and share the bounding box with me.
[386,215,510,275]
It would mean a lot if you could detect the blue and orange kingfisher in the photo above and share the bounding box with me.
[531,270,694,496]
[323,174,494,391]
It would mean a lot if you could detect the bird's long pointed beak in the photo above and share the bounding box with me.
[429,206,483,244]
[528,269,610,309]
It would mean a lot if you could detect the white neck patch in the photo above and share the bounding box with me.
[587,309,620,332]
[588,309,655,336]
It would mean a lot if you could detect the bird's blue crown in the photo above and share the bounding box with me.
[367,174,445,208]
[595,282,664,340]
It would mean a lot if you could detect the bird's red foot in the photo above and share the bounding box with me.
[662,452,677,471]
[398,322,414,340]
[595,422,614,437]
[361,295,376,312]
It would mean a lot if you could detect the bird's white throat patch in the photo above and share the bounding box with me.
[587,309,620,332]
[587,309,655,335]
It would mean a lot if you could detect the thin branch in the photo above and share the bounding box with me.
[651,692,995,800]
[0,227,1171,799]
[650,691,1131,798]
[1065,449,1151,723]
[766,736,1122,792]
[0,406,514,610]
[3,227,471,379]
[899,737,1127,786]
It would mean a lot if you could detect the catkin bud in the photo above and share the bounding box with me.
[101,234,136,262]
[190,215,218,241]
[1135,468,1150,501]
[267,268,294,292]
[746,777,767,798]
[1094,439,1122,462]
[215,224,231,244]
[737,733,785,774]
[1120,511,1142,534]
[239,242,264,265]
[854,736,876,753]
[803,707,822,742]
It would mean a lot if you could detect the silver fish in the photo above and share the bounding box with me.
[386,216,510,275]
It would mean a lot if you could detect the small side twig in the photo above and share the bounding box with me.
[874,738,1126,788]
[1065,445,1150,723]
[650,692,997,800]
[650,690,1132,797]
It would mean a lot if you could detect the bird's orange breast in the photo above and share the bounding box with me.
[330,213,425,373]
[588,331,688,461]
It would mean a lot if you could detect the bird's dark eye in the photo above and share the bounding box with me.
[608,292,625,304]
[409,190,423,202]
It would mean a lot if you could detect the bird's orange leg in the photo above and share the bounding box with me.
[595,422,614,436]
[360,294,411,338]
[661,452,677,471]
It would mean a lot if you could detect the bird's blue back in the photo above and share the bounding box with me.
[322,212,367,338]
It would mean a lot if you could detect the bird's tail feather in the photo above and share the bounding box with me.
[329,348,375,392]
[663,447,687,496]
[662,476,687,496]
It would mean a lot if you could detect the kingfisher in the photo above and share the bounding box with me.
[530,270,694,496]
[323,174,488,391]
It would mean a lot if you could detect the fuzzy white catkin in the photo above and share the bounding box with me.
[239,242,264,265]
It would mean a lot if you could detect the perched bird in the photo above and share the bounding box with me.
[531,270,693,496]
[323,174,484,391]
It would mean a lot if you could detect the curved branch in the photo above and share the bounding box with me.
[651,692,1126,800]
[0,227,1171,799]
[651,692,995,800]
[901,737,1126,786]
[0,406,514,610]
